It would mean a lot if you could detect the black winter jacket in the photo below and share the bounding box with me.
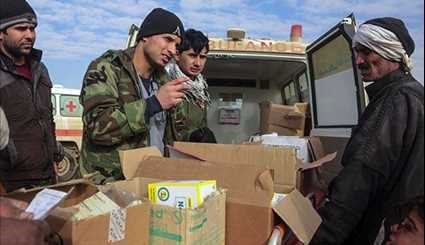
[311,69,424,245]
[0,50,58,192]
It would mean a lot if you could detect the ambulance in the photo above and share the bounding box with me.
[51,85,83,182]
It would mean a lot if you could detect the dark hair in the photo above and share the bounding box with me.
[178,29,209,54]
[400,195,424,225]
[189,127,217,143]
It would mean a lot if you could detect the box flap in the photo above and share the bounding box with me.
[273,189,322,244]
[109,177,162,199]
[7,179,98,206]
[168,145,207,161]
[297,152,337,171]
[7,179,92,194]
[132,156,274,207]
[308,137,327,161]
[294,103,310,114]
[173,142,298,188]
[119,147,162,179]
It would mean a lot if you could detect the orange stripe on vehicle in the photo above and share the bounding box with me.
[56,129,83,137]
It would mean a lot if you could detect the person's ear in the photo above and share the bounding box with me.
[139,36,149,43]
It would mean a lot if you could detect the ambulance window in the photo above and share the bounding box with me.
[283,82,298,105]
[60,95,83,117]
[283,86,291,104]
[310,34,359,127]
[299,73,309,102]
[289,83,296,97]
[51,95,56,116]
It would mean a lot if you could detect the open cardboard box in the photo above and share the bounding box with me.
[172,141,336,195]
[8,179,150,245]
[119,143,328,245]
[110,177,226,245]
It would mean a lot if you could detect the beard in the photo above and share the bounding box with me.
[2,39,33,60]
[146,53,162,69]
[142,45,157,69]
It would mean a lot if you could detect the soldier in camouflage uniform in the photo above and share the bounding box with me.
[80,8,188,184]
[167,29,217,143]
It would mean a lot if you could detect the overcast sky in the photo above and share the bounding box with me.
[28,0,424,89]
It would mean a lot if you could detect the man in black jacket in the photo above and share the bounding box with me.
[0,0,64,192]
[311,17,424,244]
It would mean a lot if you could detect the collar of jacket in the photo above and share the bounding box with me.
[117,47,168,86]
[0,48,42,73]
[365,69,412,100]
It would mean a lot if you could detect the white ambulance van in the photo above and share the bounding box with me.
[51,85,83,182]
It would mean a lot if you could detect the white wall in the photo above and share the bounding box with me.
[207,81,283,144]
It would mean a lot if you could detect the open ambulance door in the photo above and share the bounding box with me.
[306,14,366,138]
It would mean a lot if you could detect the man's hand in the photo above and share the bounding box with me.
[155,77,189,110]
[0,197,33,220]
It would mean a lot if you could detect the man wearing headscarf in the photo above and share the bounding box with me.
[311,17,424,244]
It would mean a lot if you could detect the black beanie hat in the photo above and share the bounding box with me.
[365,17,415,56]
[0,0,37,31]
[136,8,184,42]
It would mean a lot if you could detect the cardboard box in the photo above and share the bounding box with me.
[120,146,327,245]
[121,148,274,245]
[148,180,217,209]
[8,179,150,245]
[294,102,310,115]
[260,101,306,136]
[112,177,226,245]
[172,142,335,194]
[272,189,322,243]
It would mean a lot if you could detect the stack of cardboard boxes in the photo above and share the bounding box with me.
[8,138,334,245]
[260,101,309,136]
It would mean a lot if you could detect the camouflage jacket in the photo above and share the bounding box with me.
[80,47,180,183]
[168,93,207,142]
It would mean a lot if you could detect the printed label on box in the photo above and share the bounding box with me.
[108,208,126,242]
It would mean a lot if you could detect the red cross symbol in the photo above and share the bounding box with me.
[66,101,77,112]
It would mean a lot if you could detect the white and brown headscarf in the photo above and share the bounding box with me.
[353,17,415,71]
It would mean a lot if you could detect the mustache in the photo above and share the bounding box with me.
[358,63,371,70]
